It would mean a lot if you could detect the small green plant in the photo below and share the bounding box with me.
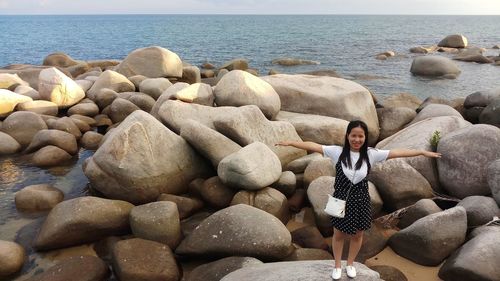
[429,130,441,151]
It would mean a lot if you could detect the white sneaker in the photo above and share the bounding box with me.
[346,265,357,278]
[331,267,342,280]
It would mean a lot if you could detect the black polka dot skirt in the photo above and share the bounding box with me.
[330,161,372,235]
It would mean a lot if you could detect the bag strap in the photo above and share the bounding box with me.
[343,169,356,202]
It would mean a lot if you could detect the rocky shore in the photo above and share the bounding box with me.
[1,34,500,281]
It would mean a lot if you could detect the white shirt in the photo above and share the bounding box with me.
[322,145,390,184]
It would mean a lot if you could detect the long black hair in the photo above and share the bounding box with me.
[339,120,371,171]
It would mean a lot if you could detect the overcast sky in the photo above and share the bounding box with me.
[1,0,500,15]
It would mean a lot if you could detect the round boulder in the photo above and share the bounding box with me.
[116,46,183,78]
[15,184,64,212]
[87,70,135,100]
[15,100,58,116]
[38,67,85,108]
[438,34,468,48]
[397,198,442,229]
[457,196,500,227]
[0,240,25,277]
[68,102,100,117]
[0,89,33,117]
[0,132,21,155]
[25,129,78,155]
[410,56,461,79]
[80,131,103,150]
[1,111,47,147]
[187,256,263,281]
[231,187,290,224]
[139,77,173,100]
[22,255,109,281]
[488,159,500,205]
[376,107,416,140]
[479,96,500,127]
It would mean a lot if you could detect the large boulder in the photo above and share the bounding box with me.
[32,145,73,167]
[488,159,500,205]
[0,240,25,278]
[388,206,467,266]
[38,67,85,108]
[219,59,248,71]
[149,82,189,119]
[406,104,462,127]
[479,96,500,127]
[214,70,281,119]
[15,184,64,212]
[157,194,204,220]
[275,111,348,145]
[80,131,103,150]
[83,110,212,204]
[34,196,134,250]
[176,204,292,260]
[1,111,47,147]
[139,77,173,100]
[376,107,416,140]
[377,116,471,192]
[218,142,282,191]
[186,256,263,281]
[200,176,237,209]
[108,97,141,123]
[231,187,289,223]
[87,70,135,100]
[381,93,422,110]
[129,201,182,249]
[0,73,29,89]
[464,87,500,108]
[262,74,379,144]
[213,105,306,166]
[67,102,99,117]
[179,120,241,168]
[25,129,78,155]
[0,89,33,117]
[438,124,500,198]
[42,52,80,67]
[306,176,335,236]
[221,260,382,281]
[116,46,183,78]
[15,100,58,116]
[410,56,461,79]
[112,238,179,281]
[439,231,500,281]
[0,131,21,155]
[457,196,500,227]
[14,84,40,99]
[23,255,109,281]
[438,34,468,48]
[397,198,442,229]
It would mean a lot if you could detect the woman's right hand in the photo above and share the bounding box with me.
[275,141,291,146]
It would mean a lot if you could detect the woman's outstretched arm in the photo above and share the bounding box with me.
[276,141,323,154]
[387,149,441,159]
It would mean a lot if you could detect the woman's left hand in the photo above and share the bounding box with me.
[422,151,442,158]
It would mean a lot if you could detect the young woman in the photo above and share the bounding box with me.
[277,120,441,280]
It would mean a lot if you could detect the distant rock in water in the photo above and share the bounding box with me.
[410,56,461,79]
[438,34,468,48]
[271,58,320,66]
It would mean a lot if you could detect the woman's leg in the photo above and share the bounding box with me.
[347,230,364,265]
[332,228,346,268]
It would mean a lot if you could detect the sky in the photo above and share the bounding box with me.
[1,0,500,15]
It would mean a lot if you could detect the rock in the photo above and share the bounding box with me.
[213,105,306,166]
[410,46,431,54]
[94,88,118,109]
[464,87,500,108]
[355,224,390,262]
[67,102,99,117]
[410,56,461,78]
[291,226,329,250]
[202,62,216,69]
[149,82,190,119]
[438,230,500,281]
[488,159,500,206]
[70,114,97,126]
[108,97,140,123]
[285,153,323,174]
[271,58,320,66]
[0,240,25,277]
[457,196,500,227]
[130,201,181,249]
[80,131,103,150]
[375,54,387,60]
[0,89,33,117]
[128,74,147,89]
[176,204,292,260]
[493,44,500,49]
[112,238,179,281]
[186,256,263,281]
[34,196,133,250]
[157,194,204,219]
[397,198,442,229]
[123,92,156,112]
[219,59,249,71]
[389,206,467,266]
[261,74,379,144]
[15,184,64,212]
[180,120,241,167]
[38,67,85,108]
[116,46,183,78]
[87,59,120,69]
[25,129,78,155]
[15,100,58,116]
[0,73,29,89]
[306,176,335,236]
[76,69,102,80]
[382,93,422,110]
[221,260,382,281]
[199,176,237,209]
[23,255,109,281]
[288,188,307,212]
[272,171,296,198]
[214,70,281,119]
[51,116,82,139]
[454,54,493,63]
[14,84,40,99]
[139,77,173,100]
[231,187,290,223]
[284,248,333,261]
[407,104,463,127]
[303,157,335,188]
[179,64,201,84]
[438,34,468,48]
[479,96,500,127]
[218,142,282,191]
[42,52,80,67]
[377,116,471,192]
[170,83,214,106]
[416,96,457,112]
[65,62,91,78]
[32,145,73,167]
[87,70,135,100]
[275,111,348,145]
[369,265,408,281]
[376,107,416,140]
[438,124,500,198]
[0,132,21,155]
[201,69,215,78]
[83,110,212,204]
[368,182,383,217]
[245,68,258,76]
[1,111,47,147]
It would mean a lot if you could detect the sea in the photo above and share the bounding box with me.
[1,14,500,280]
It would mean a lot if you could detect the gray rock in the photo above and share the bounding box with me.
[130,201,181,249]
[15,184,64,212]
[157,194,204,220]
[271,58,320,66]
[0,131,21,155]
[109,97,140,123]
[116,46,183,78]
[284,248,333,261]
[291,226,329,250]
[32,145,73,167]
[169,82,214,106]
[464,87,500,108]
[34,196,133,250]
[376,107,416,140]
[381,93,422,110]
[80,131,103,150]
[15,100,58,116]
[368,182,383,217]
[438,34,468,48]
[307,176,335,236]
[95,88,118,109]
[389,206,467,266]
[176,204,292,261]
[231,187,290,224]
[51,116,82,139]
[149,82,190,119]
[186,256,263,281]
[406,104,463,127]
[219,59,249,71]
[139,77,173,100]
[457,196,500,227]
[87,70,135,100]
[397,198,442,229]
[438,124,500,198]
[0,240,25,277]
[179,64,201,84]
[479,96,500,127]
[285,153,323,174]
[14,84,40,100]
[488,159,500,205]
[1,111,47,147]
[410,56,461,79]
[369,265,408,281]
[303,157,335,188]
[272,171,297,198]
[25,129,78,155]
[67,102,100,117]
[221,260,382,281]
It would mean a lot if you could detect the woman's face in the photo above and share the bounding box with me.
[348,126,366,151]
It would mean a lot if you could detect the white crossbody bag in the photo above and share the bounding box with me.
[324,170,356,218]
